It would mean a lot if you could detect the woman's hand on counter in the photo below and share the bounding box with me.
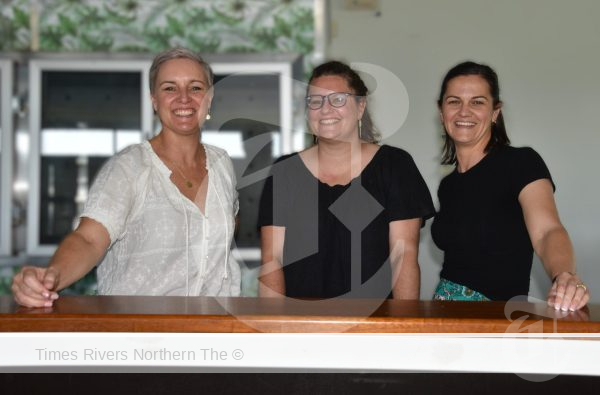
[11,266,60,308]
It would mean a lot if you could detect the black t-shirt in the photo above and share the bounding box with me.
[258,145,435,298]
[431,145,554,300]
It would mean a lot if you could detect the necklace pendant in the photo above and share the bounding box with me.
[185,180,193,188]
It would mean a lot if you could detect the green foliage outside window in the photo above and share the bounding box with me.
[1,0,314,54]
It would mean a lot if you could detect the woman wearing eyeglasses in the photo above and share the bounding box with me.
[258,61,435,299]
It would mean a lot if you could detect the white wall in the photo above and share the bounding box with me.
[327,0,600,302]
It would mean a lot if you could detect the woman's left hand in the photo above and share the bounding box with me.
[547,272,590,311]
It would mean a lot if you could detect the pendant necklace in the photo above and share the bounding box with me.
[170,161,194,188]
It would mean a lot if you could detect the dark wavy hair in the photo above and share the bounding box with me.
[307,60,380,143]
[437,61,510,165]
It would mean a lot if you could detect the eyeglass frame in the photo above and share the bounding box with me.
[305,92,361,110]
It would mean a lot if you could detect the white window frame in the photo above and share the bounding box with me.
[25,55,303,263]
[207,55,302,261]
[0,59,14,256]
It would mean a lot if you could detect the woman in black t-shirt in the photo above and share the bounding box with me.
[258,61,435,299]
[431,61,589,310]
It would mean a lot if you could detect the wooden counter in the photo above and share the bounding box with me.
[0,295,598,333]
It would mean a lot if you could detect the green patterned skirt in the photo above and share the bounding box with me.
[433,278,490,301]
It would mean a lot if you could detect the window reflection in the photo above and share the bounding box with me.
[204,73,283,249]
[41,129,142,156]
[39,71,143,245]
[34,67,297,253]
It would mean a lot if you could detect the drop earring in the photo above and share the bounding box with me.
[358,119,363,140]
[206,113,211,120]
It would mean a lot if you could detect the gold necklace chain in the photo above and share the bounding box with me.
[165,156,203,189]
[153,138,202,189]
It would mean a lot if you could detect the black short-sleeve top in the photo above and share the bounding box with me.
[431,145,555,300]
[258,145,435,298]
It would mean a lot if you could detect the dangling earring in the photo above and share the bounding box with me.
[206,113,211,120]
[358,119,363,140]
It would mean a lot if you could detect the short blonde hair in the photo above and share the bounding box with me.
[149,47,214,94]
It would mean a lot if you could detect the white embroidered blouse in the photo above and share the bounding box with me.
[79,140,241,296]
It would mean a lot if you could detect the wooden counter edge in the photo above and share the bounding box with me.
[1,313,599,333]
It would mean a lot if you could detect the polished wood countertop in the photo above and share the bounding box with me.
[0,295,598,333]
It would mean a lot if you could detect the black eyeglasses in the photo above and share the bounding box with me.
[305,92,355,110]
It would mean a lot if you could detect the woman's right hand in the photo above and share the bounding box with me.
[11,266,60,308]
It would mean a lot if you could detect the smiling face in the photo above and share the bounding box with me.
[440,75,501,151]
[151,58,213,136]
[306,75,366,143]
